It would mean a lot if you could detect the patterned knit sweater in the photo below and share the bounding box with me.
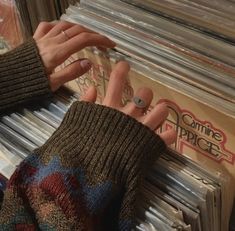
[0,40,166,230]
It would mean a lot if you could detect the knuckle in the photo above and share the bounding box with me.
[77,25,91,33]
[79,32,91,42]
[59,21,68,27]
[74,24,84,31]
[58,20,73,29]
[38,21,50,29]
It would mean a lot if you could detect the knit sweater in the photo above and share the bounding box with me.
[0,40,166,230]
[0,39,52,114]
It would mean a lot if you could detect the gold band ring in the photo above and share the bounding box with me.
[61,30,70,40]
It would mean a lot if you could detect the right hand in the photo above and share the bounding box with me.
[82,61,177,145]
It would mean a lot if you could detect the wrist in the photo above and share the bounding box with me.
[35,101,166,183]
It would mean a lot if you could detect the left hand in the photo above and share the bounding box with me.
[33,21,116,91]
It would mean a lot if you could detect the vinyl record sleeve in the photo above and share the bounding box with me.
[61,7,235,103]
[121,0,235,41]
[0,0,24,50]
[64,48,235,230]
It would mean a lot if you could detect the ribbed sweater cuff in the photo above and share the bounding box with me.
[35,101,166,184]
[0,39,52,113]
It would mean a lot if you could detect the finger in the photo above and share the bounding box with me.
[80,86,97,102]
[33,21,56,40]
[60,33,116,59]
[55,24,97,43]
[97,46,108,52]
[143,102,169,130]
[103,61,130,108]
[44,21,76,38]
[49,59,92,91]
[159,129,177,145]
[122,87,153,118]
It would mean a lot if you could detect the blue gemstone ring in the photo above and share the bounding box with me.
[132,96,146,109]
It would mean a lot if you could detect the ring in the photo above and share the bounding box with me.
[132,96,146,109]
[61,30,70,41]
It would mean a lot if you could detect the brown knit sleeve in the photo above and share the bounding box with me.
[0,39,52,113]
[0,101,166,230]
[34,101,166,229]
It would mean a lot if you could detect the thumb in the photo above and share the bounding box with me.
[80,86,97,103]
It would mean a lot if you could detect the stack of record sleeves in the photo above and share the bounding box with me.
[61,0,235,113]
[15,0,79,37]
[0,88,230,231]
[58,0,235,230]
[121,0,235,42]
[1,0,235,230]
[0,1,25,51]
[0,88,78,188]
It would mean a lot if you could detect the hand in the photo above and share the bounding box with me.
[82,61,177,145]
[33,21,116,91]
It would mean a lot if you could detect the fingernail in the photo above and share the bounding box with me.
[80,59,92,70]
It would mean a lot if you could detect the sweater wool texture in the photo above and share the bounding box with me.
[0,39,52,114]
[0,40,166,230]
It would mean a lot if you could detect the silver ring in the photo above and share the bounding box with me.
[61,30,70,40]
[132,96,146,109]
